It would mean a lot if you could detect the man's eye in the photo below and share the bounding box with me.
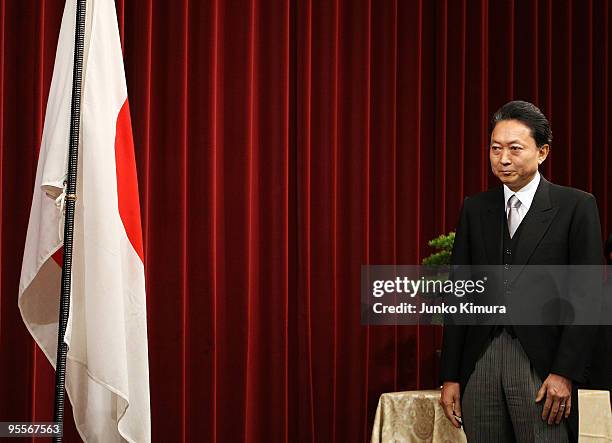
[511,146,522,150]
[491,146,501,150]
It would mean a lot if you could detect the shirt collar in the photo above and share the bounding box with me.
[503,170,540,211]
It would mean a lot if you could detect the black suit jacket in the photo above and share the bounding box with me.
[588,276,612,391]
[440,176,603,440]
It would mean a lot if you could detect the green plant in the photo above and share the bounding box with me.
[421,232,455,265]
[421,232,455,326]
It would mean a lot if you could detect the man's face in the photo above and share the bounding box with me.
[489,119,549,191]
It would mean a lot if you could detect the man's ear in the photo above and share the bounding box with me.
[537,144,550,164]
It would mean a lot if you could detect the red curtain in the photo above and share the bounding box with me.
[1,0,610,441]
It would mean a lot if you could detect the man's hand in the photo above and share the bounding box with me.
[439,382,462,428]
[535,373,572,425]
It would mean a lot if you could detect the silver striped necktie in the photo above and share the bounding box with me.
[507,194,522,238]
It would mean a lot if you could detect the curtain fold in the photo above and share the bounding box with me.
[1,0,610,441]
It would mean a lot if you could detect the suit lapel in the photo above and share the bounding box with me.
[513,176,557,265]
[481,187,504,265]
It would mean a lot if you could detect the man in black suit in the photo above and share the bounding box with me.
[588,235,612,396]
[439,101,604,442]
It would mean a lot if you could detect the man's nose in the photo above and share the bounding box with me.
[500,149,511,165]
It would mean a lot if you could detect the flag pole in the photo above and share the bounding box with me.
[53,0,87,440]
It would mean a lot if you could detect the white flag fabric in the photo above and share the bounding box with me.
[19,0,151,441]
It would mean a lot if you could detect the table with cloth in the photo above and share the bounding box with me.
[371,389,612,443]
[370,389,466,443]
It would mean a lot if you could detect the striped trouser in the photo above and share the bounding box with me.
[461,330,570,443]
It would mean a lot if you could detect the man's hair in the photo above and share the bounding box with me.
[491,100,552,148]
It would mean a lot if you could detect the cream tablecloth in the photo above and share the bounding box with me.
[579,389,612,442]
[370,389,466,443]
[371,389,612,443]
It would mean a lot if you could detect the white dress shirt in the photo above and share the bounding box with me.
[503,170,541,228]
